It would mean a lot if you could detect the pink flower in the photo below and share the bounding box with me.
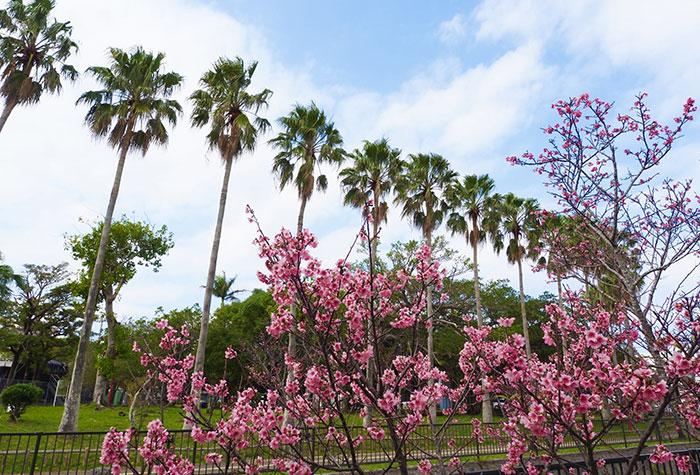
[225,347,237,359]
[498,317,515,328]
[417,459,432,474]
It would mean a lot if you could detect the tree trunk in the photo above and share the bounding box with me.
[472,230,493,423]
[6,351,21,384]
[188,156,233,428]
[94,297,116,408]
[363,206,380,427]
[283,196,308,426]
[425,228,437,424]
[517,257,532,358]
[59,126,133,433]
[0,97,18,135]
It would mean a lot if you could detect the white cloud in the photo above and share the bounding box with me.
[437,13,467,43]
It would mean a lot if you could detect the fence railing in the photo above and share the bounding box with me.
[0,418,695,474]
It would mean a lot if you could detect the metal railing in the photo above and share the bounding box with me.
[0,418,694,474]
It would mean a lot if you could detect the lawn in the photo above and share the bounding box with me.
[0,404,184,433]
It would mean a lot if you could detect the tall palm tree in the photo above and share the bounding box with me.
[0,0,78,133]
[58,47,182,432]
[446,174,500,422]
[189,57,272,396]
[395,153,456,423]
[269,103,345,423]
[493,193,542,358]
[341,138,403,259]
[212,271,243,307]
[269,102,345,234]
[340,138,403,426]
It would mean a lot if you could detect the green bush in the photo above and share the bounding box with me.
[0,383,43,422]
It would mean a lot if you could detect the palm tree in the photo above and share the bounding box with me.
[58,47,182,433]
[340,138,403,426]
[212,271,243,307]
[270,102,345,234]
[446,174,500,422]
[269,103,345,423]
[493,193,542,358]
[189,57,272,397]
[395,153,456,422]
[341,138,403,259]
[0,0,78,133]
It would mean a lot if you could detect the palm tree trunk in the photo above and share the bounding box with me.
[426,228,437,424]
[94,297,116,408]
[283,196,307,426]
[0,99,17,132]
[59,129,132,433]
[363,206,380,427]
[517,257,532,358]
[472,231,492,423]
[188,156,233,427]
[0,97,18,134]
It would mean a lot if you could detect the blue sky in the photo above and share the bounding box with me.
[1,0,699,321]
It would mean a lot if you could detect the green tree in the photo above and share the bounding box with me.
[212,271,243,307]
[0,253,20,313]
[341,138,402,259]
[59,47,182,433]
[446,174,500,422]
[66,217,174,407]
[270,102,346,234]
[0,263,78,384]
[189,57,271,409]
[269,102,345,419]
[340,138,402,426]
[0,0,78,133]
[394,153,456,422]
[493,193,542,358]
[206,289,274,387]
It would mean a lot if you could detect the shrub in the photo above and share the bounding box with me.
[0,383,43,422]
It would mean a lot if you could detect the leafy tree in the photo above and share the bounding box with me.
[446,174,501,421]
[0,0,78,133]
[212,271,244,307]
[59,47,182,433]
[66,217,174,407]
[0,252,20,313]
[188,56,271,410]
[492,193,542,357]
[0,263,79,383]
[341,138,403,257]
[206,289,274,387]
[269,102,345,418]
[270,102,346,234]
[0,383,43,421]
[394,152,456,422]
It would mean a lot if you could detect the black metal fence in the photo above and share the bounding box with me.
[0,419,695,474]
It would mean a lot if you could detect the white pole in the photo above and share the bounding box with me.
[53,379,60,407]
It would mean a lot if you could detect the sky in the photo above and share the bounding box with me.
[1,0,699,323]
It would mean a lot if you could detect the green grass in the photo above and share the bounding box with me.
[0,404,184,433]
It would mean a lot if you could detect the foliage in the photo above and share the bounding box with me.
[212,272,244,306]
[0,263,80,382]
[206,289,275,386]
[78,46,183,153]
[0,0,78,131]
[0,383,43,421]
[67,217,174,297]
[270,102,346,208]
[190,56,272,162]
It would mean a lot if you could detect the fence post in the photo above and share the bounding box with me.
[621,422,628,448]
[28,432,42,475]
